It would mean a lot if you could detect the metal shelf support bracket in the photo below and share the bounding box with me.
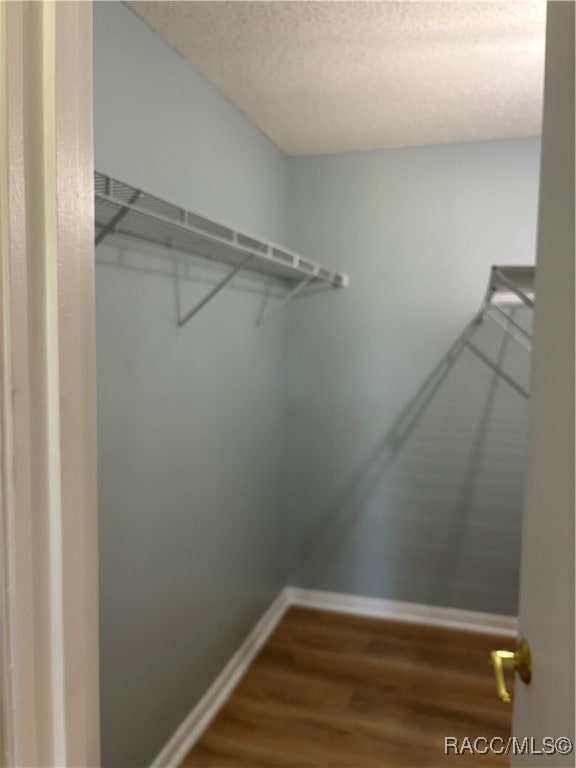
[177,255,254,328]
[486,303,532,350]
[95,191,142,246]
[256,276,314,326]
[464,339,529,399]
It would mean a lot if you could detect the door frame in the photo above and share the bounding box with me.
[0,2,99,765]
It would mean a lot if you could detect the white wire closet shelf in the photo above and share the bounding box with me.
[435,264,536,403]
[488,265,535,308]
[94,171,348,325]
[476,264,535,361]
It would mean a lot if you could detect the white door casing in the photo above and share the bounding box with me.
[0,2,99,766]
[512,2,575,765]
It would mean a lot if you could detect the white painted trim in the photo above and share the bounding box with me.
[0,3,98,765]
[151,586,517,766]
[288,587,518,637]
[150,590,291,768]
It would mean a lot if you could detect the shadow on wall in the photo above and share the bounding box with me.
[293,308,532,615]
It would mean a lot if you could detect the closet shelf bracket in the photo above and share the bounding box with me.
[177,255,254,328]
[460,263,535,399]
[95,190,142,247]
[464,339,529,399]
[486,304,532,351]
[478,265,534,350]
[256,276,314,327]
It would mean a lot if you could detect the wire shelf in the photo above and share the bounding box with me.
[490,265,535,307]
[478,264,535,354]
[94,172,348,289]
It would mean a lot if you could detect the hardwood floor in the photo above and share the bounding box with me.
[182,607,515,767]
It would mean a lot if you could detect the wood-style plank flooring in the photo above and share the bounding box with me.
[182,607,515,767]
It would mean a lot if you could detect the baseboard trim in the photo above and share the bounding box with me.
[288,587,518,637]
[151,587,517,766]
[150,589,290,768]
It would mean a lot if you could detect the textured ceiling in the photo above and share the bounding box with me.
[127,1,546,156]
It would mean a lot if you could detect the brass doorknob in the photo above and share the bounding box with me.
[489,639,532,703]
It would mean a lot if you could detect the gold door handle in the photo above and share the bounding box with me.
[489,639,532,703]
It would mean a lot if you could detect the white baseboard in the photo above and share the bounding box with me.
[150,589,290,768]
[151,587,517,766]
[289,587,518,637]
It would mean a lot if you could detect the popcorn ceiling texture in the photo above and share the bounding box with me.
[127,1,546,156]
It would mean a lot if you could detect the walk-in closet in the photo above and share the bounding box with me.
[91,3,572,767]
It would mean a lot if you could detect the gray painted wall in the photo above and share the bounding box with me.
[94,4,289,766]
[285,138,540,615]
